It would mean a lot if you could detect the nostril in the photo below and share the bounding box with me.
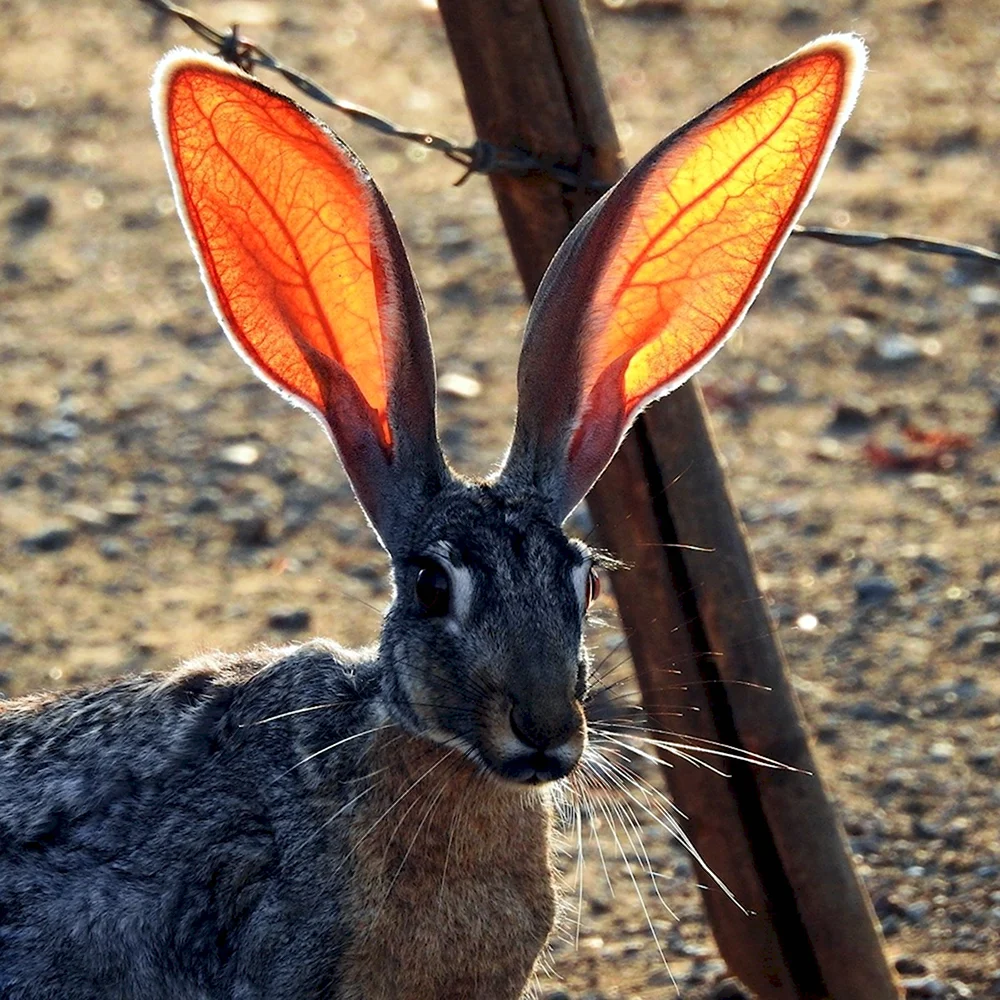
[509,705,539,750]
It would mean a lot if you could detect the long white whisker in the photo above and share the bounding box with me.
[593,728,730,778]
[278,723,393,780]
[592,722,803,772]
[580,767,673,981]
[285,770,386,860]
[377,758,457,916]
[439,772,474,904]
[595,765,680,925]
[586,742,689,821]
[590,752,745,914]
[243,701,349,727]
[341,749,458,874]
[575,753,616,898]
[574,793,585,949]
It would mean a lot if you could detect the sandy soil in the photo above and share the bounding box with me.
[1,0,999,996]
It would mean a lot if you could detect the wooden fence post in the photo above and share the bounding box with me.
[436,3,900,998]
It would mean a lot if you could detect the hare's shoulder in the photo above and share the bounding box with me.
[0,640,380,847]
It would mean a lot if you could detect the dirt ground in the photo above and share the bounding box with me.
[2,0,999,996]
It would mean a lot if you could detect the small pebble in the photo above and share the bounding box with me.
[756,371,787,397]
[855,576,898,606]
[980,631,1000,658]
[99,539,127,561]
[813,436,844,460]
[712,980,752,1000]
[267,608,312,632]
[104,498,142,523]
[829,316,871,342]
[895,956,928,976]
[928,740,954,763]
[0,623,14,646]
[970,747,999,772]
[827,402,875,434]
[868,333,926,365]
[968,284,1000,318]
[218,443,260,467]
[901,977,948,998]
[224,509,270,546]
[41,418,80,442]
[62,503,110,530]
[188,491,221,514]
[21,522,75,552]
[8,193,53,233]
[953,612,1000,647]
[438,371,482,400]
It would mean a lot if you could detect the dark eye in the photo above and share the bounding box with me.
[585,566,601,608]
[414,559,451,617]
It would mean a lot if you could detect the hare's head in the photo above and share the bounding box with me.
[152,37,864,784]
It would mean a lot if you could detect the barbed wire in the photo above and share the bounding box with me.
[139,0,1000,268]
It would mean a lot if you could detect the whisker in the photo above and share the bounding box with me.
[277,722,393,781]
[589,763,681,925]
[593,728,730,778]
[243,700,349,727]
[592,723,804,773]
[336,741,463,878]
[574,757,616,898]
[589,753,745,914]
[376,757,458,916]
[574,794,585,949]
[284,769,387,860]
[580,767,673,980]
[439,771,475,904]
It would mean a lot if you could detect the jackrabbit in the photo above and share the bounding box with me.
[0,34,865,1000]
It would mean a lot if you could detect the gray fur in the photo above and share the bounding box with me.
[0,643,380,999]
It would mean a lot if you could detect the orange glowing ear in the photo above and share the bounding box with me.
[501,35,866,519]
[152,51,444,551]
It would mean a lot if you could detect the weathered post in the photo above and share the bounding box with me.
[436,3,899,998]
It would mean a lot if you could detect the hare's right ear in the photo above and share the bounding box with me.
[152,51,445,554]
[499,35,866,521]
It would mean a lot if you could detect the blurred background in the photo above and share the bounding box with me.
[1,0,998,996]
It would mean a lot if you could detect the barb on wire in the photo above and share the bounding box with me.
[137,0,583,186]
[139,0,999,268]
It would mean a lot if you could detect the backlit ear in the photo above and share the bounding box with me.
[152,50,444,553]
[500,35,866,520]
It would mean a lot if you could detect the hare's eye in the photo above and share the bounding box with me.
[585,566,601,608]
[415,560,451,617]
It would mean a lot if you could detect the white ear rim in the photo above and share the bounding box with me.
[150,49,341,449]
[604,32,868,439]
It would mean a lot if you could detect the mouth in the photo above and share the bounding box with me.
[493,746,581,785]
[416,726,583,787]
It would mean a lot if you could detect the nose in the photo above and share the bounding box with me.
[504,700,584,783]
[509,702,579,752]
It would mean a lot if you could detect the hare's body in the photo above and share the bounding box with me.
[0,642,554,1000]
[0,35,863,1000]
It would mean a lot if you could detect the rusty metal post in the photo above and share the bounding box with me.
[436,3,899,998]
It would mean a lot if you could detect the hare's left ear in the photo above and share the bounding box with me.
[499,35,866,521]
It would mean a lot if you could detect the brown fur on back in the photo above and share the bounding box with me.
[336,729,556,1000]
